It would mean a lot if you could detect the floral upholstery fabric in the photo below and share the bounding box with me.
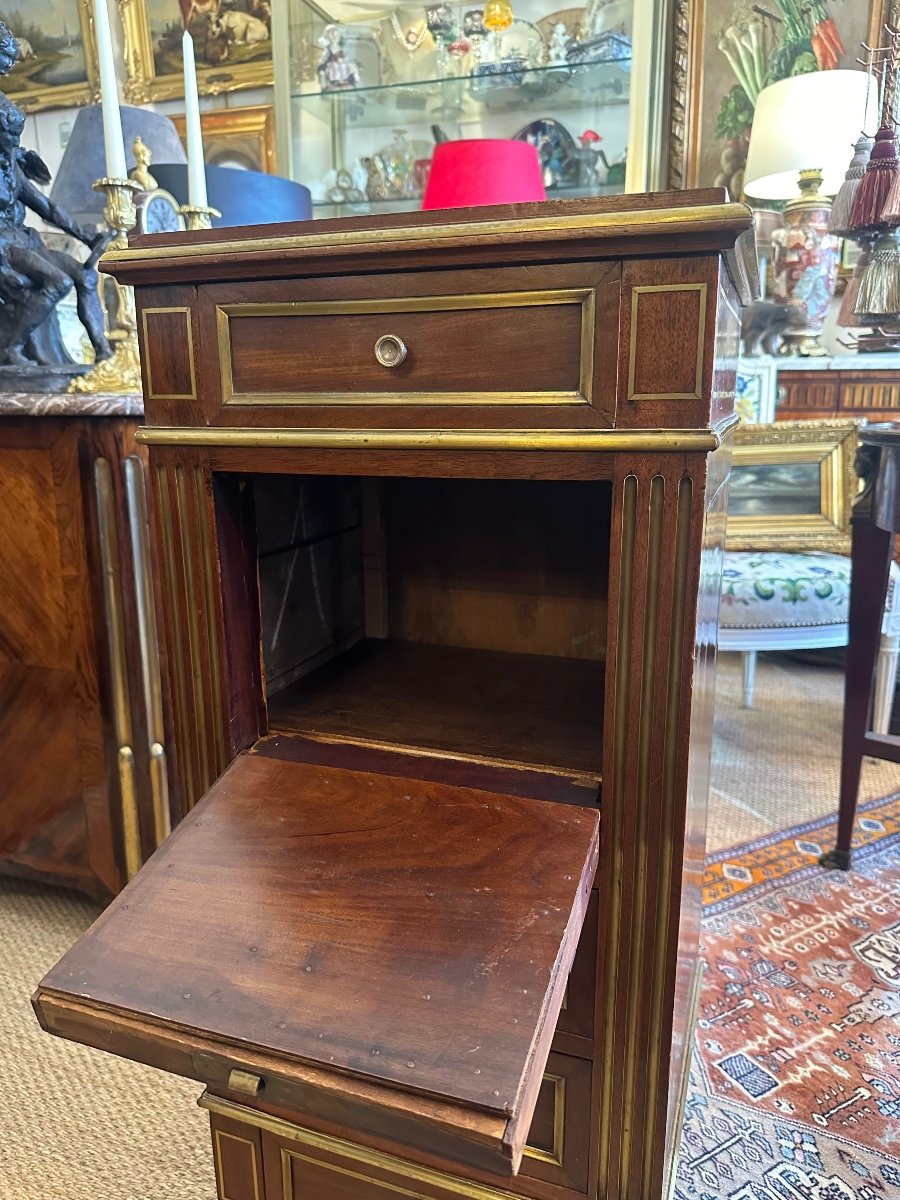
[720,551,900,632]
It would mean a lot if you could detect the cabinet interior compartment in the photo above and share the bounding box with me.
[249,473,611,781]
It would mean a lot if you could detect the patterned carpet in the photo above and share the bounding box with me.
[677,793,900,1200]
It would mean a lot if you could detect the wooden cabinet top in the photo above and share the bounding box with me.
[105,190,756,294]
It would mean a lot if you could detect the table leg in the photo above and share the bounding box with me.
[820,517,894,871]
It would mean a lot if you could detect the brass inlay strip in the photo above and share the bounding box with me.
[141,306,197,401]
[156,466,196,812]
[136,423,736,453]
[644,476,693,1196]
[94,458,142,882]
[523,1073,566,1167]
[174,465,212,794]
[290,729,600,785]
[281,1147,425,1200]
[194,466,227,774]
[619,474,665,1184]
[200,1093,522,1200]
[212,1129,261,1200]
[106,202,750,269]
[627,283,708,402]
[124,456,170,848]
[216,290,594,409]
[597,472,637,1188]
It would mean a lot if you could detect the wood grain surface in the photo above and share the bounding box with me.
[36,751,599,1170]
[0,417,148,897]
[268,641,605,777]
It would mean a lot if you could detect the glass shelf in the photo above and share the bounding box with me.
[311,181,625,217]
[292,58,632,130]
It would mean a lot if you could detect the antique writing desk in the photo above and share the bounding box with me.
[34,193,754,1200]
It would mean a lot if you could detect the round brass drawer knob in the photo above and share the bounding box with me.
[374,334,408,368]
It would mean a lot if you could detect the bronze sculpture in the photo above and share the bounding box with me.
[0,21,113,384]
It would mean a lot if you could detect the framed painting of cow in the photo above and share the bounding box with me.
[0,0,98,113]
[118,0,272,101]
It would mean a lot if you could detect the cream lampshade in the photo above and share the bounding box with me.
[743,71,878,356]
[744,70,878,201]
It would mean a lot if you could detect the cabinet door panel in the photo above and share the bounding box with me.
[0,436,113,894]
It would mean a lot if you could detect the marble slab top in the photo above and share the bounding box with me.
[0,392,144,417]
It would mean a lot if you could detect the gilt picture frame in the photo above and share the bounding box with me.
[725,420,859,554]
[668,0,898,191]
[118,0,272,103]
[0,0,98,113]
[171,103,275,172]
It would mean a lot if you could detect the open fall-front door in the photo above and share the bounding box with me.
[33,746,599,1176]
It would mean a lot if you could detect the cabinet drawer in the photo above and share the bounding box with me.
[199,262,619,430]
[556,890,597,1041]
[205,1056,591,1200]
[521,1052,591,1193]
[219,292,592,406]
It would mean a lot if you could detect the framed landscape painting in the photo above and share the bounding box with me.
[673,0,896,192]
[171,104,275,172]
[119,0,272,102]
[725,420,858,553]
[0,0,97,112]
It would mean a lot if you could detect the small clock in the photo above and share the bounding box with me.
[134,187,186,235]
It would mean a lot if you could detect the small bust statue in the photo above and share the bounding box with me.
[130,136,158,191]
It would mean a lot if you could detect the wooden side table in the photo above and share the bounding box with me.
[821,423,900,870]
[34,192,757,1200]
[0,393,170,897]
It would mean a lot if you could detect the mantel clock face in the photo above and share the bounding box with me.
[134,188,186,235]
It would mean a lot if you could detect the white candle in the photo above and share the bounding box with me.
[93,0,127,178]
[182,32,207,207]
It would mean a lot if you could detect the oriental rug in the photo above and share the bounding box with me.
[676,792,900,1200]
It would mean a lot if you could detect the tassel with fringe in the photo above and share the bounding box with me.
[829,135,873,236]
[838,239,873,326]
[849,125,899,232]
[855,230,900,316]
[882,152,900,224]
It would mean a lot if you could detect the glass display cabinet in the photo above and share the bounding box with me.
[271,0,671,216]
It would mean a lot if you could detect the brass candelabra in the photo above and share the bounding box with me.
[179,203,221,231]
[69,177,142,395]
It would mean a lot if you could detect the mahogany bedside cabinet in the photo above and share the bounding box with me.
[34,192,755,1200]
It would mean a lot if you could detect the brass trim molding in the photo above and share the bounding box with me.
[124,456,170,849]
[200,1093,522,1200]
[213,1128,261,1200]
[523,1073,566,1167]
[141,307,197,401]
[136,422,737,453]
[627,283,707,402]
[94,458,142,881]
[215,290,595,409]
[107,202,751,270]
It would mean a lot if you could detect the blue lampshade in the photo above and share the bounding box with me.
[151,163,312,228]
[49,105,187,225]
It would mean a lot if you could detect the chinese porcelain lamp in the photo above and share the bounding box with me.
[421,139,545,209]
[743,70,878,356]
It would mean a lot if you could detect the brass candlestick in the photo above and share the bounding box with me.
[179,203,221,231]
[69,177,143,395]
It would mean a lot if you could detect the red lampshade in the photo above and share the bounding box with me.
[421,139,546,210]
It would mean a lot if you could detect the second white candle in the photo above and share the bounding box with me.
[182,31,207,208]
